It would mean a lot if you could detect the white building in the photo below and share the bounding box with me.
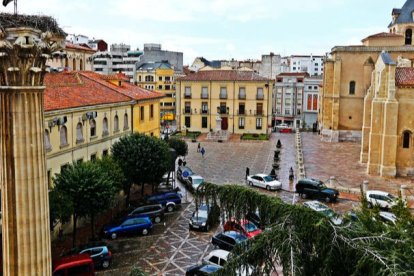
[303,76,322,129]
[289,55,324,76]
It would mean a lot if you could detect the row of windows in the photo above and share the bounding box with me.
[184,116,263,130]
[138,75,174,82]
[140,105,155,121]
[184,87,265,100]
[45,114,129,150]
[184,102,264,115]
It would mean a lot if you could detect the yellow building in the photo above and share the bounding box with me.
[44,71,163,183]
[176,70,274,135]
[136,62,176,121]
[47,42,96,71]
[319,0,414,143]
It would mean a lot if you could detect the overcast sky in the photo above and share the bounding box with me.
[4,0,407,64]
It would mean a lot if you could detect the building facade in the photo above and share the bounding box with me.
[274,73,308,129]
[303,76,322,129]
[289,55,324,76]
[44,71,163,179]
[47,42,96,71]
[176,70,274,135]
[136,43,184,73]
[319,0,414,142]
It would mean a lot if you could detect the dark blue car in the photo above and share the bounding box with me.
[103,217,152,240]
[146,191,182,212]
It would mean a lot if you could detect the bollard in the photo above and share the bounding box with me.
[329,176,336,187]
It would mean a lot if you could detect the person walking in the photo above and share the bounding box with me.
[201,147,205,157]
[245,167,250,180]
[289,167,294,181]
[197,143,201,153]
[178,158,183,167]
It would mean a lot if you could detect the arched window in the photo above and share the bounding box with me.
[403,131,412,148]
[124,113,129,130]
[60,126,68,146]
[103,117,109,135]
[405,29,412,45]
[72,58,77,71]
[138,76,142,82]
[90,119,96,137]
[114,115,119,131]
[349,81,356,95]
[44,130,51,150]
[76,123,84,142]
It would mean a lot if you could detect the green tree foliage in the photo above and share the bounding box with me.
[94,155,126,192]
[130,265,148,276]
[53,161,117,246]
[167,137,188,157]
[49,188,72,231]
[196,183,414,276]
[111,133,171,199]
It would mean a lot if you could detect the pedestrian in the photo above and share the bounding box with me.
[201,147,205,157]
[197,143,201,153]
[178,158,183,167]
[245,167,250,180]
[183,160,187,167]
[289,167,294,181]
[270,168,277,180]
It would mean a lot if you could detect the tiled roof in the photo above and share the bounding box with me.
[389,0,414,27]
[177,70,271,81]
[65,42,96,53]
[396,67,414,87]
[136,62,172,71]
[80,72,164,101]
[44,72,131,111]
[99,73,130,81]
[362,32,403,42]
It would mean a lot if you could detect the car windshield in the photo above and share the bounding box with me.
[193,178,204,185]
[243,222,258,232]
[386,194,396,201]
[233,234,248,243]
[194,210,208,219]
[263,176,274,182]
[321,209,336,218]
[317,183,327,189]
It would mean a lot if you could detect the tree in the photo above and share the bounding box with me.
[53,161,117,247]
[49,188,72,232]
[196,183,414,275]
[94,155,126,194]
[111,133,171,201]
[167,137,188,157]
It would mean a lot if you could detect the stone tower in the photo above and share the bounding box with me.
[0,14,65,275]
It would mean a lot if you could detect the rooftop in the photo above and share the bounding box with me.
[395,67,414,87]
[361,32,403,42]
[137,62,173,71]
[389,0,414,27]
[177,70,271,82]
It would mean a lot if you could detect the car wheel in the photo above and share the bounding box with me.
[266,185,271,191]
[367,202,373,209]
[167,205,174,212]
[142,228,149,235]
[102,260,110,269]
[154,216,161,223]
[111,233,117,240]
[301,193,307,199]
[248,181,253,186]
[325,197,331,203]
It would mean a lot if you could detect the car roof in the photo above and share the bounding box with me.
[222,231,247,239]
[379,211,397,222]
[207,249,230,260]
[253,174,268,177]
[53,254,93,270]
[199,264,221,273]
[366,190,392,196]
[303,201,329,211]
[133,204,162,209]
[190,175,204,180]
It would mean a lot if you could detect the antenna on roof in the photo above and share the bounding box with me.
[3,0,17,14]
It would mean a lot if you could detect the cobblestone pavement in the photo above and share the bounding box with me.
[302,132,414,195]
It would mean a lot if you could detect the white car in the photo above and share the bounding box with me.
[303,201,342,225]
[203,249,252,275]
[186,175,204,191]
[378,211,397,225]
[247,174,282,191]
[366,190,398,209]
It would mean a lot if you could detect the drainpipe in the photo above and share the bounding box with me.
[233,80,236,134]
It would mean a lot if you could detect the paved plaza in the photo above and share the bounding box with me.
[99,133,370,275]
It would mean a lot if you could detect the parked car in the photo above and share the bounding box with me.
[177,166,194,182]
[53,253,95,276]
[63,241,112,269]
[247,174,282,191]
[223,219,262,238]
[203,249,253,275]
[296,178,339,202]
[378,211,397,225]
[103,217,152,239]
[189,204,219,232]
[128,204,165,223]
[276,124,293,133]
[211,231,248,251]
[246,211,262,229]
[303,200,343,225]
[184,175,205,191]
[185,264,221,275]
[366,190,398,209]
[146,191,182,212]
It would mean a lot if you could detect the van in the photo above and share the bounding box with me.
[53,253,95,276]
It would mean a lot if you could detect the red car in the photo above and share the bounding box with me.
[223,219,262,238]
[53,253,95,276]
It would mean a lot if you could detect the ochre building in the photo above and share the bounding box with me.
[319,0,414,142]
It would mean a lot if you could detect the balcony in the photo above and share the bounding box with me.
[184,94,192,99]
[238,94,246,100]
[219,94,228,100]
[256,94,264,100]
[201,93,209,99]
[254,110,264,116]
[201,109,209,115]
[183,108,192,114]
[218,107,229,115]
[237,110,246,115]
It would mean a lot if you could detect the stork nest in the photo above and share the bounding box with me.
[0,12,66,37]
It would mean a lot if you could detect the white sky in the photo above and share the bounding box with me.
[3,0,408,64]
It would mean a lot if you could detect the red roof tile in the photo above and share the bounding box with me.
[177,70,271,82]
[80,72,164,101]
[44,72,132,111]
[396,67,414,87]
[65,42,96,53]
[99,73,130,81]
[277,72,309,77]
[362,32,403,42]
